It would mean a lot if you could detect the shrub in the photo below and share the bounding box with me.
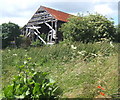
[1,22,21,48]
[31,39,43,47]
[60,13,116,43]
[16,35,31,48]
[3,57,59,100]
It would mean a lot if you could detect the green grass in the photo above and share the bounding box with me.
[2,42,119,98]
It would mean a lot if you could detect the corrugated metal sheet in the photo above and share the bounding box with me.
[41,6,72,22]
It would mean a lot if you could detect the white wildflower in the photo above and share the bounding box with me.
[98,53,102,57]
[71,45,77,50]
[99,73,102,77]
[96,41,101,44]
[26,90,30,95]
[15,95,24,99]
[13,54,17,56]
[91,53,97,57]
[88,67,91,70]
[31,68,34,71]
[25,55,27,57]
[77,51,82,55]
[103,33,106,37]
[110,41,114,48]
[78,50,86,55]
[24,61,27,64]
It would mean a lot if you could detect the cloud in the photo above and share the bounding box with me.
[0,0,47,26]
[0,0,118,26]
[0,17,29,27]
[93,4,113,15]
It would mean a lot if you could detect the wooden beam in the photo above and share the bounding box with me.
[45,22,57,40]
[55,20,57,33]
[32,25,41,35]
[26,26,41,29]
[45,22,53,30]
[27,19,56,26]
[26,31,31,37]
[51,20,53,28]
[47,31,52,42]
[54,20,57,40]
[34,32,46,44]
[25,28,28,36]
[29,17,54,22]
[26,25,47,44]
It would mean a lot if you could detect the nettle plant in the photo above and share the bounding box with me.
[3,57,59,100]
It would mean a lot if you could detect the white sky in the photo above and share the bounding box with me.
[0,0,119,27]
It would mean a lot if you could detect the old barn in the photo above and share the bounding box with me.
[22,6,72,45]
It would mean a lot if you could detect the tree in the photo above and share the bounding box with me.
[60,13,116,43]
[1,22,21,48]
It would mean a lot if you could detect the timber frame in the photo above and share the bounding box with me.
[22,6,71,45]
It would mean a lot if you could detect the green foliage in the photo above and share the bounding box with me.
[2,42,118,98]
[1,22,21,48]
[3,57,59,99]
[31,33,47,47]
[16,35,31,48]
[19,33,47,47]
[31,39,43,47]
[60,13,116,43]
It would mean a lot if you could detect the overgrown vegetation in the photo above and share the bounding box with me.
[1,12,119,99]
[60,13,116,43]
[2,57,59,99]
[2,42,119,99]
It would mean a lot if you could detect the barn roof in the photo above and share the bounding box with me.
[41,6,72,22]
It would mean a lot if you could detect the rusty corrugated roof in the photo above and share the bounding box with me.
[41,6,72,22]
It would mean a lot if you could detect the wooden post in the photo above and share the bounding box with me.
[51,20,53,28]
[34,32,46,44]
[25,28,28,36]
[55,20,57,32]
[55,20,57,43]
[26,26,46,44]
[51,20,54,42]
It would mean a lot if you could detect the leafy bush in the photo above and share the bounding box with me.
[60,13,116,43]
[1,22,21,48]
[16,35,31,48]
[31,33,47,47]
[31,39,43,47]
[3,57,59,100]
